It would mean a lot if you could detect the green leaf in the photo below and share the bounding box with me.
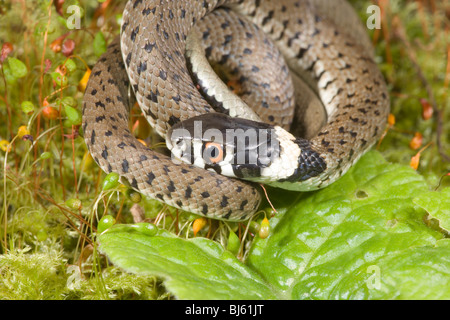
[64,105,82,125]
[247,151,448,299]
[413,187,450,232]
[98,225,277,300]
[93,32,107,57]
[7,57,27,78]
[97,151,450,300]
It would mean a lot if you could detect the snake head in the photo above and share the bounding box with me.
[166,113,281,178]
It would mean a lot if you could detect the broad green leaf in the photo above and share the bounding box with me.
[7,57,27,78]
[413,187,450,232]
[98,225,277,300]
[247,151,448,299]
[98,151,450,300]
[93,32,107,57]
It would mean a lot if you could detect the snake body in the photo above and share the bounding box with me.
[82,0,390,221]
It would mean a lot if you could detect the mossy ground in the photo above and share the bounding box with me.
[0,0,448,299]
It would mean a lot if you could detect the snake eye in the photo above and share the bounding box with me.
[204,142,223,164]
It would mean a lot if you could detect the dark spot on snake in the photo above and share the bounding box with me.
[147,90,158,103]
[142,7,156,15]
[156,194,164,201]
[180,8,186,18]
[316,70,326,81]
[107,163,112,173]
[181,168,189,174]
[262,101,269,108]
[122,159,129,173]
[252,66,259,72]
[205,46,213,57]
[163,30,169,40]
[173,74,181,82]
[202,204,208,215]
[268,115,274,122]
[146,172,155,185]
[202,30,210,40]
[339,126,345,133]
[122,21,129,32]
[105,131,112,137]
[347,93,356,98]
[296,44,311,59]
[176,200,182,207]
[133,0,142,9]
[349,149,355,159]
[239,200,248,211]
[167,115,180,126]
[221,21,230,29]
[361,139,368,147]
[201,191,210,198]
[93,70,102,77]
[131,178,138,189]
[112,125,118,130]
[373,126,379,137]
[109,116,116,122]
[137,62,147,75]
[95,101,106,109]
[125,53,132,68]
[101,146,108,160]
[223,210,232,220]
[346,78,354,84]
[163,165,170,173]
[219,54,230,65]
[343,104,355,109]
[236,186,243,193]
[262,10,274,26]
[350,131,357,137]
[91,89,97,95]
[130,26,139,42]
[350,116,359,123]
[321,140,330,147]
[144,41,156,53]
[159,69,167,80]
[243,48,252,55]
[171,94,181,104]
[223,34,232,46]
[153,154,159,160]
[185,186,192,199]
[220,196,229,208]
[167,181,175,193]
[94,115,106,124]
[339,140,347,145]
[90,130,96,145]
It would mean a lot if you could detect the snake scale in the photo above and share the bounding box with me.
[82,0,390,221]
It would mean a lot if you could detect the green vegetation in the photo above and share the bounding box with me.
[0,0,449,299]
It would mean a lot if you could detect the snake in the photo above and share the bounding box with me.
[82,0,390,221]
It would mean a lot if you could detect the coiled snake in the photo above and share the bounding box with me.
[82,0,390,221]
